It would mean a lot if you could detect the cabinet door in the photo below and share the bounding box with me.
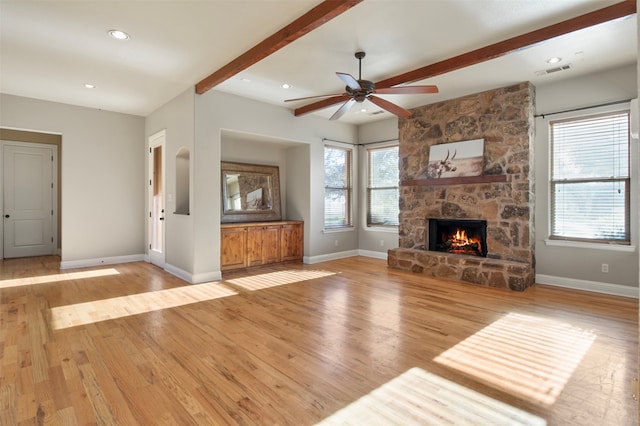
[246,226,264,267]
[281,223,303,261]
[262,225,281,264]
[221,227,246,270]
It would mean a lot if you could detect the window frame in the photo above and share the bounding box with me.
[548,109,631,245]
[323,144,353,230]
[366,142,399,229]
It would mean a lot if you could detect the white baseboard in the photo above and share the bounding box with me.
[161,263,221,284]
[304,249,387,264]
[163,263,192,283]
[358,249,388,260]
[60,254,145,270]
[305,249,360,264]
[192,271,222,284]
[536,274,638,299]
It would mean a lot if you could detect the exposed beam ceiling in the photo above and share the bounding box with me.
[1,1,635,121]
[294,0,636,117]
[195,0,363,95]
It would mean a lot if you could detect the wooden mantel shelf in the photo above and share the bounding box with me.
[401,174,509,187]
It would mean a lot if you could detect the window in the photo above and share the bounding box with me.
[367,144,399,227]
[324,145,352,228]
[550,111,630,243]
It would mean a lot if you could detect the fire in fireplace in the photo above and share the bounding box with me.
[428,219,488,257]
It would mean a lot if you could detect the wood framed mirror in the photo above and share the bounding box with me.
[221,161,281,223]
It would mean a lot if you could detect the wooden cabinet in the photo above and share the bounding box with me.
[247,224,281,267]
[220,226,247,270]
[281,222,303,261]
[221,221,303,272]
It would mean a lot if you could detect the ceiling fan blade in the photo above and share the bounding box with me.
[336,72,361,90]
[368,95,411,118]
[284,93,346,102]
[330,98,356,121]
[375,85,439,95]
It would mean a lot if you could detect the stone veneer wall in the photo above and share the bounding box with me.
[387,82,536,291]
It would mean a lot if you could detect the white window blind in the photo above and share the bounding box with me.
[367,145,399,227]
[550,111,630,243]
[324,146,352,228]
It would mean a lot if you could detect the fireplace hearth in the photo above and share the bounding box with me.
[428,219,487,257]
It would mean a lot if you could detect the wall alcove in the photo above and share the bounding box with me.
[175,147,190,215]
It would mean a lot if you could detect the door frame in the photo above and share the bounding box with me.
[1,140,58,259]
[148,130,166,268]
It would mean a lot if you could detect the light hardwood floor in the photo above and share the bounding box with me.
[0,256,637,425]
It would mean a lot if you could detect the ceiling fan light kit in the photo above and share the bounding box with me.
[285,51,438,121]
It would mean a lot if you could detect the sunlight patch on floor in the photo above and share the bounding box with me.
[317,367,545,425]
[51,282,237,330]
[434,312,596,406]
[226,269,335,290]
[0,268,120,289]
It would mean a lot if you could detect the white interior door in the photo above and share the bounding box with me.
[148,131,165,267]
[3,143,54,258]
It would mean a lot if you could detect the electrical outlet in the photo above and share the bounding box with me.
[334,239,339,247]
[601,263,609,273]
[380,239,385,247]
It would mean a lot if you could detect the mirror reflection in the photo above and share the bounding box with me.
[221,162,281,223]
[224,172,273,212]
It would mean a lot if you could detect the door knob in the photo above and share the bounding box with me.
[159,217,164,221]
[4,214,9,218]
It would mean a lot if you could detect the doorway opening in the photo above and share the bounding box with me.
[148,130,165,267]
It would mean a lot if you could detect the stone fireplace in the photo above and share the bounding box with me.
[387,82,535,291]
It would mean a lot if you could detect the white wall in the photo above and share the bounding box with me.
[221,132,294,219]
[535,64,639,292]
[145,88,195,276]
[0,94,145,265]
[285,144,310,225]
[193,90,357,279]
[5,66,633,294]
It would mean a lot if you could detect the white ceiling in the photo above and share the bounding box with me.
[1,0,636,125]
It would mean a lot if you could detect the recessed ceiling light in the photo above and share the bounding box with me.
[360,108,367,113]
[108,29,130,40]
[84,83,96,89]
[546,57,562,64]
[281,83,291,89]
[241,78,251,83]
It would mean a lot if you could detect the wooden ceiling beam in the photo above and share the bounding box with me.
[377,0,636,89]
[295,0,636,116]
[294,95,352,117]
[195,0,363,95]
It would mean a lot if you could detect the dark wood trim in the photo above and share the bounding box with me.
[195,0,363,95]
[296,0,636,116]
[294,95,351,117]
[401,175,509,187]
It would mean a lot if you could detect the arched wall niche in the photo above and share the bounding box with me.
[175,147,190,215]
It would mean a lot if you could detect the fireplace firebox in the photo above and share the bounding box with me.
[428,219,488,257]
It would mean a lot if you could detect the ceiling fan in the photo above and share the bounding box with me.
[285,51,439,120]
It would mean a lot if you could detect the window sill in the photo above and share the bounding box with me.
[544,239,636,253]
[323,226,355,234]
[364,226,398,233]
